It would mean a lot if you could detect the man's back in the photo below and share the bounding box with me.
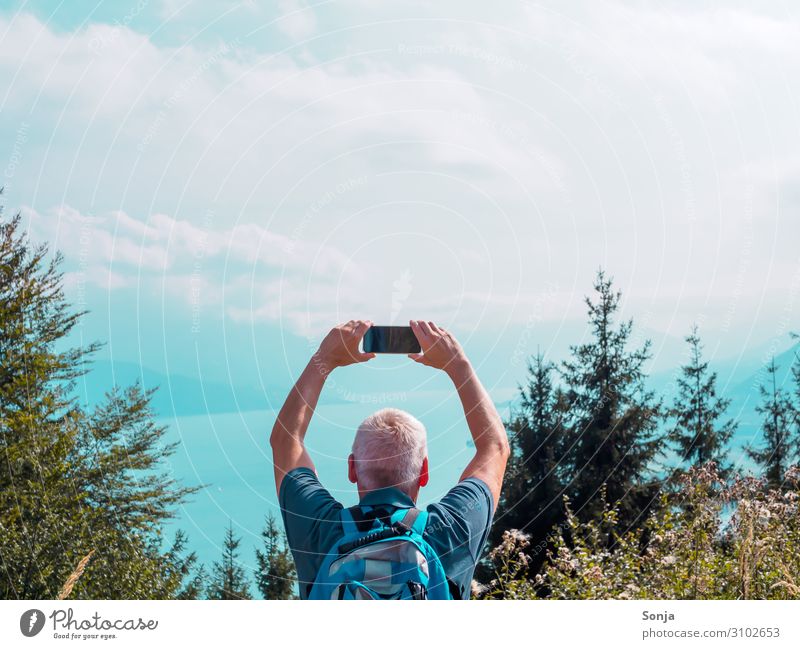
[279,467,494,599]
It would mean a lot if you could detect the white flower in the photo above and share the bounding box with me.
[470,580,487,598]
[505,529,531,546]
[586,565,603,582]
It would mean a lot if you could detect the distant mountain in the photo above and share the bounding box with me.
[651,339,793,393]
[74,338,797,429]
[73,359,346,417]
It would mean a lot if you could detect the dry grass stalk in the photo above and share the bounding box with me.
[57,550,95,600]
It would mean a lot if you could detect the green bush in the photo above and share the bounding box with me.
[479,464,800,600]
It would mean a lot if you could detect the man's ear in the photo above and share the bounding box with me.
[347,453,358,484]
[419,456,429,488]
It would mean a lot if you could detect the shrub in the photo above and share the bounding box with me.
[479,463,800,599]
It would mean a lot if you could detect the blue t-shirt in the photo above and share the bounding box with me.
[278,467,494,599]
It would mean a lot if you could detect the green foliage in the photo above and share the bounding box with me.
[668,326,737,476]
[0,209,200,599]
[559,270,665,526]
[492,352,568,575]
[164,531,207,600]
[477,529,537,600]
[747,357,798,488]
[480,464,800,600]
[207,522,252,600]
[494,270,666,579]
[254,513,296,600]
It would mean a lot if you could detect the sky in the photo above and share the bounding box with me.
[2,0,800,569]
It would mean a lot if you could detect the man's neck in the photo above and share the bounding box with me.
[357,485,418,504]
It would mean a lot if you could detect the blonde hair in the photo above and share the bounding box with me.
[352,408,427,494]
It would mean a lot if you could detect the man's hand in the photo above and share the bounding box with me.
[314,320,375,373]
[408,320,469,378]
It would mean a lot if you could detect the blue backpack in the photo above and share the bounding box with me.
[308,505,452,600]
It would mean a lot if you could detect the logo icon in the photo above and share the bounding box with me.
[20,609,45,637]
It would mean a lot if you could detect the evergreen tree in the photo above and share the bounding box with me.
[164,530,207,600]
[208,522,252,600]
[792,334,800,449]
[254,513,296,599]
[0,205,200,599]
[668,326,737,476]
[559,271,665,528]
[747,357,797,488]
[492,352,568,573]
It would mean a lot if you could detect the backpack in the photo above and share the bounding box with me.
[308,504,453,600]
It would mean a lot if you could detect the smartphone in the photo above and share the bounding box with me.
[362,325,421,354]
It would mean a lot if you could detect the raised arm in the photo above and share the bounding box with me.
[270,320,375,494]
[408,320,510,508]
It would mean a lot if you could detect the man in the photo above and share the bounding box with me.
[270,319,509,599]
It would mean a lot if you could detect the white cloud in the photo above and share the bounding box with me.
[275,0,318,40]
[22,204,361,332]
[532,3,800,99]
[2,4,798,343]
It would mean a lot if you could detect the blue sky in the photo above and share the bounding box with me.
[2,0,799,570]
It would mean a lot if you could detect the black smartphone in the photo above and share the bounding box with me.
[362,325,421,354]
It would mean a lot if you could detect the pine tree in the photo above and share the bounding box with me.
[747,357,797,488]
[165,531,207,599]
[208,522,252,600]
[492,352,568,573]
[669,326,737,476]
[254,513,296,599]
[792,334,800,451]
[559,270,665,528]
[0,204,200,599]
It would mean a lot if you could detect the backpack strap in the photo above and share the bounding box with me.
[347,505,397,532]
[447,577,462,600]
[343,505,428,538]
[398,508,427,536]
[340,507,359,536]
